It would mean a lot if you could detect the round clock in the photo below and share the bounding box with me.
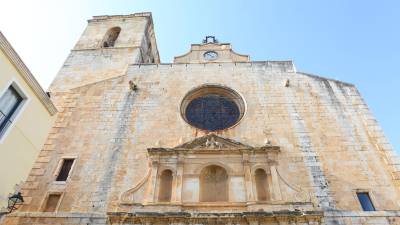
[203,51,218,61]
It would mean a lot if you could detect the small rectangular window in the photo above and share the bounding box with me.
[0,85,23,137]
[43,194,61,212]
[56,159,74,181]
[357,192,375,211]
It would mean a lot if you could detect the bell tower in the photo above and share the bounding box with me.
[49,13,160,92]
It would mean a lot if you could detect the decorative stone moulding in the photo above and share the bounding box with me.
[107,211,324,225]
[148,134,280,158]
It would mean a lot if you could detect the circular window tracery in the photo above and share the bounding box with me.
[181,85,245,131]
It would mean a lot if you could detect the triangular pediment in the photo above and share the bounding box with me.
[173,134,252,150]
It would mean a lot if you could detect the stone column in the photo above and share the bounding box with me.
[243,153,255,202]
[174,157,184,203]
[144,159,159,204]
[270,165,282,201]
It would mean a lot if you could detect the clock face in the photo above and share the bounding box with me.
[204,51,218,61]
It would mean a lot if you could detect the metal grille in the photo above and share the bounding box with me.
[185,95,240,131]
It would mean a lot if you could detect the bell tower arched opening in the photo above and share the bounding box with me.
[102,27,121,48]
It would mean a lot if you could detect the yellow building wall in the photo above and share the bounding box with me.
[0,49,55,211]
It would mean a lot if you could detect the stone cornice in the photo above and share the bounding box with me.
[128,61,297,73]
[147,134,280,155]
[0,32,57,115]
[148,146,280,155]
[89,12,153,22]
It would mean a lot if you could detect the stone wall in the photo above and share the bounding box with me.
[2,62,398,224]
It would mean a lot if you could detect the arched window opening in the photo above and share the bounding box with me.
[102,27,121,48]
[255,169,270,201]
[200,165,228,202]
[158,170,173,202]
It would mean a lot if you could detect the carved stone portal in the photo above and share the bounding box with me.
[119,134,311,215]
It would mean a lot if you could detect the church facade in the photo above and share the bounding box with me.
[2,13,400,225]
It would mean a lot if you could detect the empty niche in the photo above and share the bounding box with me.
[200,165,228,202]
[158,170,173,202]
[255,168,270,201]
[43,193,61,212]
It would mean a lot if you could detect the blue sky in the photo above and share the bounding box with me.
[0,0,399,151]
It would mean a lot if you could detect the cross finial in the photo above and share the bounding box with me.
[202,36,218,44]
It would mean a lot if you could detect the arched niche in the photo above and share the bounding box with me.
[199,165,228,202]
[255,168,270,201]
[158,169,173,202]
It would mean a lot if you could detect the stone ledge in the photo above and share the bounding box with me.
[127,61,296,73]
[108,210,323,219]
[90,12,152,22]
[6,212,105,218]
[324,210,400,217]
